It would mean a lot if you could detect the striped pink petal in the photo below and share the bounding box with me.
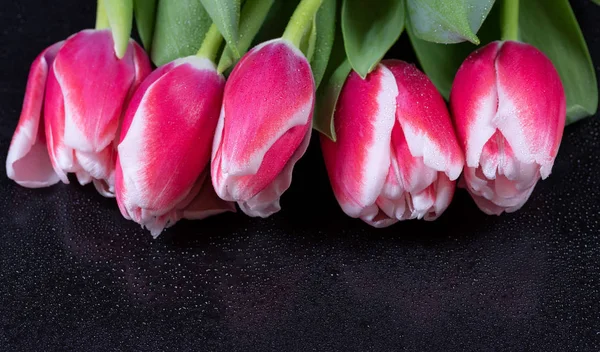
[45,59,74,184]
[385,60,464,182]
[55,29,135,153]
[6,42,64,188]
[212,39,314,217]
[116,56,228,236]
[321,65,398,224]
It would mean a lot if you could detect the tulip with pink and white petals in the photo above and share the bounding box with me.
[6,42,64,188]
[44,29,151,196]
[211,38,314,217]
[115,56,235,237]
[321,60,464,228]
[450,41,566,215]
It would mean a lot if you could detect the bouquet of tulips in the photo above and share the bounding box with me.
[6,0,598,237]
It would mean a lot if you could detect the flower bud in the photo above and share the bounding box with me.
[211,39,314,217]
[450,41,566,214]
[321,60,464,227]
[115,57,234,237]
[44,29,151,196]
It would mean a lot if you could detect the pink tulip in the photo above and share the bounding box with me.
[115,56,235,237]
[211,39,314,217]
[450,41,566,215]
[321,60,464,227]
[44,29,151,196]
[6,42,64,188]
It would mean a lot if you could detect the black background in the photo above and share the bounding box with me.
[1,1,599,351]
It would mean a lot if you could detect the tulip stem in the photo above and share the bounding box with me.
[501,0,520,41]
[197,24,224,63]
[95,0,110,29]
[282,0,323,48]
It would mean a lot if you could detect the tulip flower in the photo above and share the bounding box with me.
[115,25,235,237]
[43,29,151,196]
[321,60,464,227]
[6,42,64,188]
[450,41,566,215]
[211,38,314,217]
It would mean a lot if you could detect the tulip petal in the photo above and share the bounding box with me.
[361,209,398,228]
[130,40,153,97]
[139,172,209,238]
[213,39,314,204]
[75,170,92,185]
[6,42,64,188]
[45,63,74,184]
[74,147,114,183]
[450,41,501,169]
[183,172,236,220]
[463,131,541,214]
[116,57,224,235]
[213,102,313,203]
[494,41,566,179]
[426,172,455,220]
[93,178,115,197]
[410,186,435,219]
[237,128,312,217]
[320,64,398,219]
[114,61,175,221]
[375,195,403,225]
[54,29,136,153]
[463,170,536,215]
[384,60,464,181]
[377,133,435,222]
[118,62,175,143]
[389,120,437,195]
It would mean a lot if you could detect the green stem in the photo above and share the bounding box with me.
[282,0,323,48]
[217,0,275,74]
[95,0,110,29]
[501,0,520,41]
[196,24,224,63]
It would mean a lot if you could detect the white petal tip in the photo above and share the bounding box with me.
[238,200,281,218]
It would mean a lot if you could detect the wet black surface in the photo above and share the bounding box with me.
[1,1,599,351]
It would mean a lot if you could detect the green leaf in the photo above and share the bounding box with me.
[314,7,350,141]
[151,0,212,66]
[217,0,274,73]
[104,0,134,58]
[199,0,241,58]
[133,0,157,51]
[407,2,501,99]
[466,0,496,34]
[300,18,318,61]
[593,0,600,5]
[406,0,495,44]
[314,60,351,141]
[519,0,598,123]
[341,0,405,78]
[310,0,336,90]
